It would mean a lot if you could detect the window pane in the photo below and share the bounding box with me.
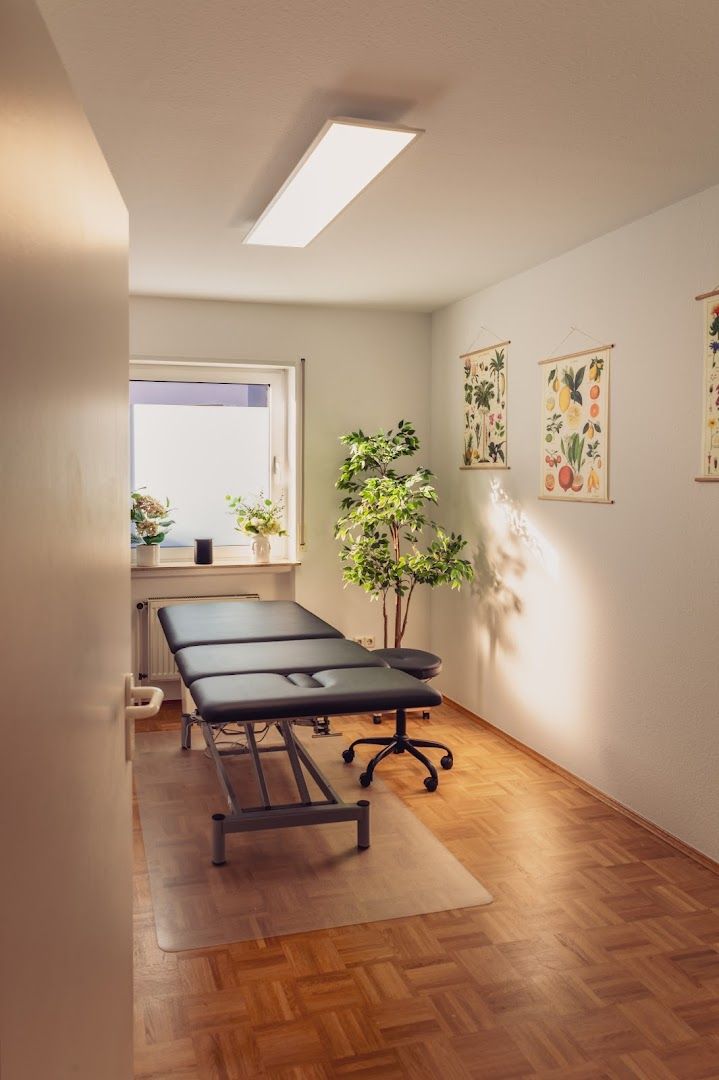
[131,381,271,547]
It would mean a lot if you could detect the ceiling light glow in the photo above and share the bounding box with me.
[243,118,422,248]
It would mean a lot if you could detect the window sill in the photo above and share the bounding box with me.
[130,558,300,578]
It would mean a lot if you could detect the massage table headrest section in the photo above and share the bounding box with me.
[191,666,443,725]
[174,637,389,686]
[158,600,343,653]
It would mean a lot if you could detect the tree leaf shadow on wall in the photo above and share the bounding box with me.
[470,533,525,665]
[467,480,560,706]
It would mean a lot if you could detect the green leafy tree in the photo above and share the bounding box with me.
[335,420,474,648]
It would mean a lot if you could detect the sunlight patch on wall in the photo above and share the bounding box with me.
[484,481,591,741]
[489,479,559,580]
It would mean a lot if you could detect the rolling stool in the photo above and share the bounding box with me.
[343,648,451,791]
[370,648,442,723]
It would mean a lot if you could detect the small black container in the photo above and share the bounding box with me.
[194,538,213,565]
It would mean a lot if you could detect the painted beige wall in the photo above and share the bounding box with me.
[130,296,432,650]
[430,184,719,861]
[0,2,131,1077]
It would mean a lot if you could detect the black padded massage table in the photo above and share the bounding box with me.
[163,600,347,748]
[158,601,442,864]
[159,599,344,651]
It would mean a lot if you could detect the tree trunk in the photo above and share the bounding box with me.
[399,582,415,644]
[382,593,388,648]
[389,521,403,647]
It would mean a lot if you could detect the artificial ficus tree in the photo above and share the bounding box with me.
[335,420,474,648]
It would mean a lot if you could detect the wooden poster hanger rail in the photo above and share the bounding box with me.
[538,343,614,366]
[459,340,510,361]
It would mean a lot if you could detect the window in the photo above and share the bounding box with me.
[130,361,295,558]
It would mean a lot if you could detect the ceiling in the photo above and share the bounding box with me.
[38,0,719,312]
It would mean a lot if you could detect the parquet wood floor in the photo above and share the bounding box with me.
[134,703,719,1079]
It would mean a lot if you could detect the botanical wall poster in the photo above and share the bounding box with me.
[539,345,612,502]
[697,292,719,478]
[461,342,508,468]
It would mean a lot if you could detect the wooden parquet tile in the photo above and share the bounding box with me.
[134,703,719,1079]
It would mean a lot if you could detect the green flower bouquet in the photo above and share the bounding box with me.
[225,493,287,537]
[226,492,287,564]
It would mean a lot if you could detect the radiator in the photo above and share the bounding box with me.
[142,594,260,680]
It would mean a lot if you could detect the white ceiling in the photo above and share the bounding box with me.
[38,0,719,312]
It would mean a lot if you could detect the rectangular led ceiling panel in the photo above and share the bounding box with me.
[243,117,422,248]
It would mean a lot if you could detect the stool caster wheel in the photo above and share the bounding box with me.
[440,755,453,770]
[342,748,355,763]
[424,776,438,792]
[372,714,382,725]
[359,772,372,788]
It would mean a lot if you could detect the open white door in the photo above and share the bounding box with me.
[0,2,133,1077]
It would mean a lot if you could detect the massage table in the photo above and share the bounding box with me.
[158,601,442,864]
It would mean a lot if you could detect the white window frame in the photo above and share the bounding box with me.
[129,356,300,562]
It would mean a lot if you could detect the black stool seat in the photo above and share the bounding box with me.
[371,649,442,724]
[373,648,442,682]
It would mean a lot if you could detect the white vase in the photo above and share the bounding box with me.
[251,535,271,564]
[136,544,160,567]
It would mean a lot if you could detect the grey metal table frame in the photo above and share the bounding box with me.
[181,706,332,752]
[195,713,370,865]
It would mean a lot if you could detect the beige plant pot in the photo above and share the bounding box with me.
[136,543,160,567]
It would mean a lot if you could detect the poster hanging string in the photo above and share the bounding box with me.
[461,324,508,356]
[545,325,605,359]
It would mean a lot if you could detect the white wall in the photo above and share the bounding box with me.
[0,2,132,1077]
[430,184,719,861]
[130,296,432,649]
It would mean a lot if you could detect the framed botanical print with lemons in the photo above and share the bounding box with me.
[539,345,613,503]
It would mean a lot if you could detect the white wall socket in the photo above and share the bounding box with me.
[353,634,375,650]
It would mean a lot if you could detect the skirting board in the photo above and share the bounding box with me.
[444,695,719,877]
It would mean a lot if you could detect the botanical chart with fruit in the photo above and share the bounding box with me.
[539,345,612,502]
[461,342,508,468]
[698,293,719,478]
